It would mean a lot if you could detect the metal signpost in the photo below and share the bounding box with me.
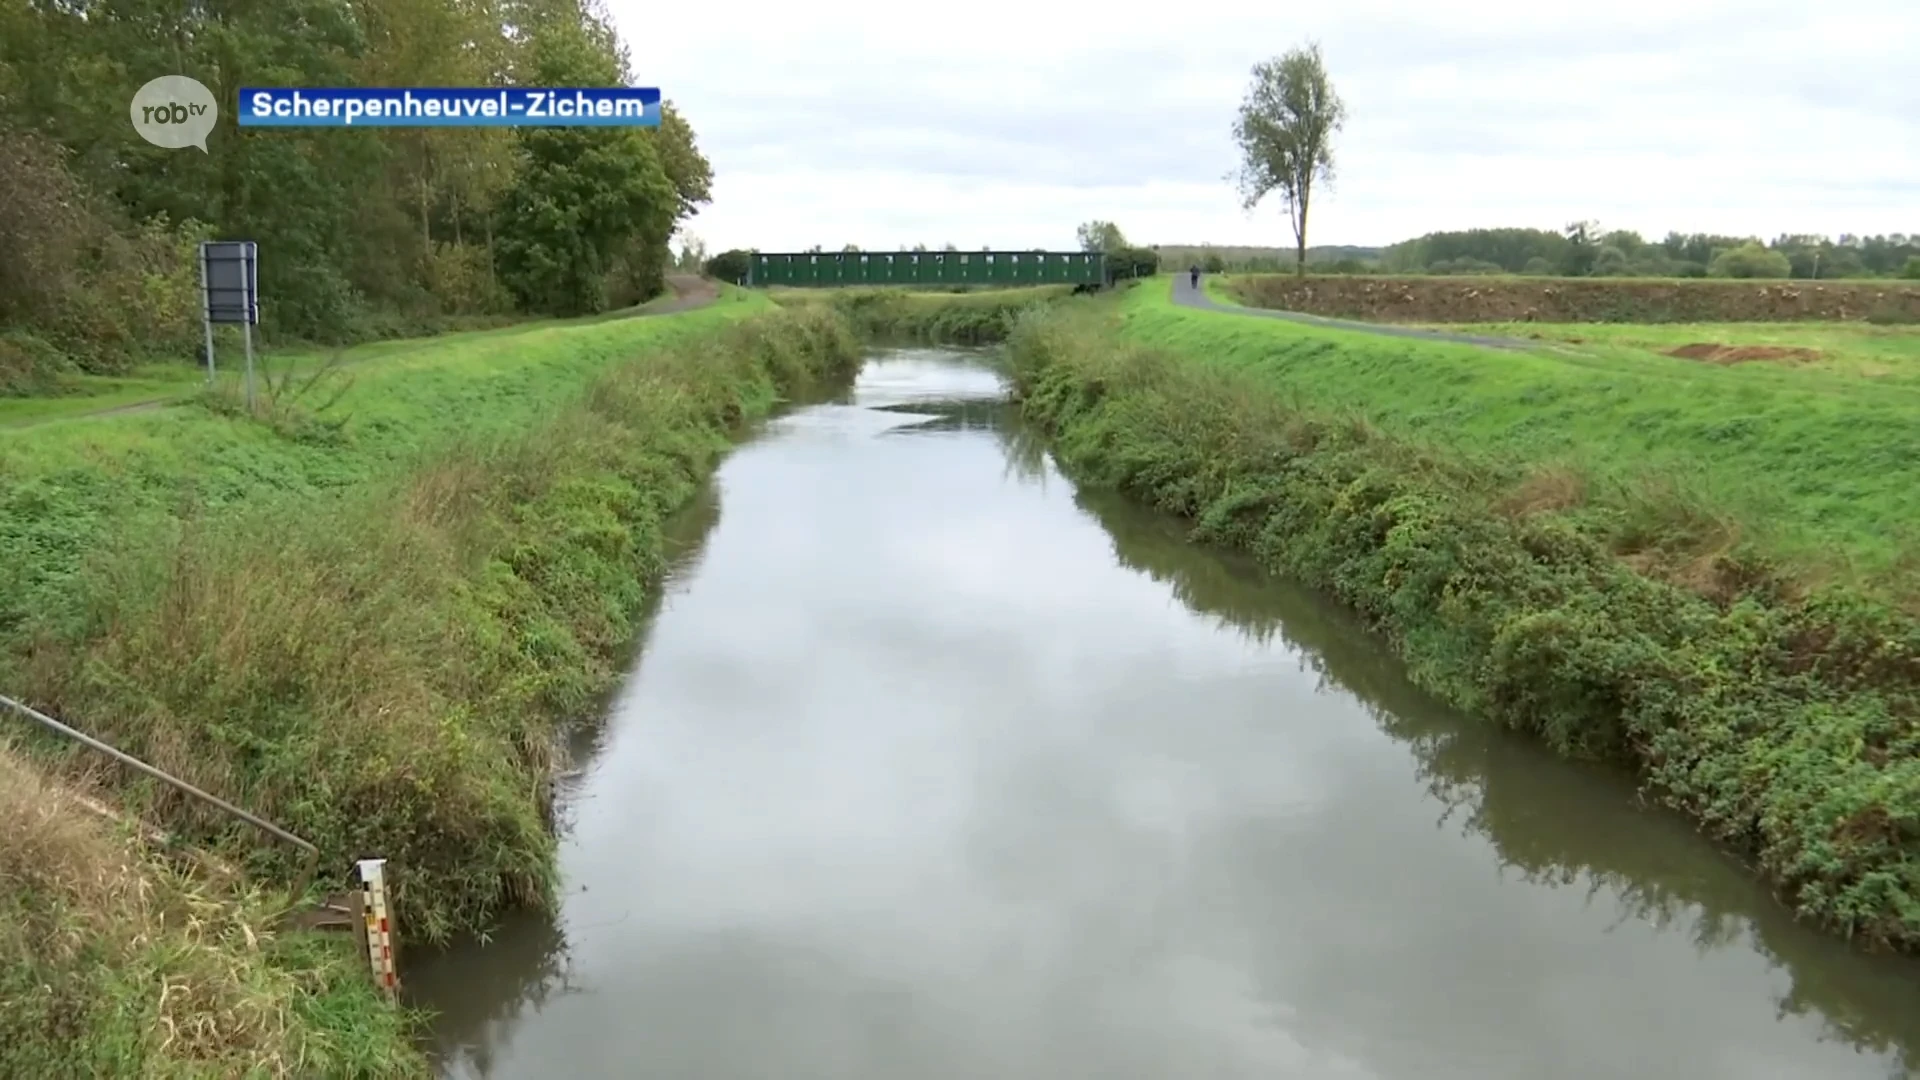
[198,241,260,408]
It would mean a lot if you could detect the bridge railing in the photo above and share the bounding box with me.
[749,249,1108,288]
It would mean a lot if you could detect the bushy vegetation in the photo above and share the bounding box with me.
[0,0,712,393]
[1069,220,1161,282]
[0,745,423,1079]
[1383,225,1920,280]
[1005,285,1920,950]
[776,285,1075,343]
[705,248,753,284]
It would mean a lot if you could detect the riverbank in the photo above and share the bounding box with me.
[0,744,423,1077]
[1,296,859,1073]
[1001,282,1920,951]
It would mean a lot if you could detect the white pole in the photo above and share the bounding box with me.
[357,858,399,998]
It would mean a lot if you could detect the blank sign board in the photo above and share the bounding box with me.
[200,241,259,325]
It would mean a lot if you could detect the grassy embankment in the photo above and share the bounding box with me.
[1,288,859,1074]
[1002,279,1920,951]
[1216,272,1920,324]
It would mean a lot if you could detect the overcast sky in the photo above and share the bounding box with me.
[608,0,1918,254]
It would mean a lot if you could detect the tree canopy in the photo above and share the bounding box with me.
[1231,43,1347,276]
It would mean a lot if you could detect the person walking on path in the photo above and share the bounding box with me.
[1189,265,1200,289]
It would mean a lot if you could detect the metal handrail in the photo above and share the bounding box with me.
[0,693,319,902]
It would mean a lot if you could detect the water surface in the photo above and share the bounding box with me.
[409,349,1920,1079]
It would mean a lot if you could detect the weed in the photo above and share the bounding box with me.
[0,744,424,1078]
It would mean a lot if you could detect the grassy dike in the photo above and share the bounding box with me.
[999,281,1920,952]
[0,294,860,1075]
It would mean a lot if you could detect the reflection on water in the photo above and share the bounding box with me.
[406,348,1920,1079]
[1070,484,1920,1074]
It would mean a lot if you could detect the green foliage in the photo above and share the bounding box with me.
[1110,246,1161,281]
[1007,293,1920,951]
[0,331,78,397]
[705,248,753,284]
[1426,257,1505,275]
[0,0,713,370]
[1382,226,1919,281]
[1903,257,1920,280]
[790,285,1072,344]
[491,5,681,316]
[1711,242,1794,279]
[1231,41,1347,275]
[1075,220,1128,253]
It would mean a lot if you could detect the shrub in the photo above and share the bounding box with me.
[704,248,752,284]
[1710,242,1792,279]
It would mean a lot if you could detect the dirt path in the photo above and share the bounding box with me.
[1172,273,1533,351]
[3,276,725,432]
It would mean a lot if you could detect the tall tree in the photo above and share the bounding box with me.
[1075,220,1126,253]
[1231,43,1347,277]
[491,0,686,313]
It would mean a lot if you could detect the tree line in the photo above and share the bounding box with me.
[1382,225,1920,280]
[0,0,712,386]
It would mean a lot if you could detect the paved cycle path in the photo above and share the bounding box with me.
[1171,274,1532,351]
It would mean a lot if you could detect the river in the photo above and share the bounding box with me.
[406,348,1920,1079]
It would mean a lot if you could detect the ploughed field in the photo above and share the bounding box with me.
[1221,273,1920,325]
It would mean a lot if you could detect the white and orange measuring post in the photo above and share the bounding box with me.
[357,858,400,998]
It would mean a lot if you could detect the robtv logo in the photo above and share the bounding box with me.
[130,75,218,152]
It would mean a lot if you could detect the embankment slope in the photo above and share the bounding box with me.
[2,291,860,1073]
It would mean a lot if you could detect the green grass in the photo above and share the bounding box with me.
[1,295,775,628]
[1005,286,1920,951]
[0,365,197,427]
[0,286,731,431]
[0,745,423,1078]
[1438,321,1920,383]
[1116,281,1920,589]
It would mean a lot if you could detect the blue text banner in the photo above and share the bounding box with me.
[236,87,662,127]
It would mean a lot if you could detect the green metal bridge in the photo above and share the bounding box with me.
[748,249,1109,288]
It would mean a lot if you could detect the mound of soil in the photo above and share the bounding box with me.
[1666,343,1823,364]
[1230,275,1920,324]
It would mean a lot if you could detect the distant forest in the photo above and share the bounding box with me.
[1159,225,1920,280]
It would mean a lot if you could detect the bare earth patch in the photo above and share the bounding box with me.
[1666,343,1824,365]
